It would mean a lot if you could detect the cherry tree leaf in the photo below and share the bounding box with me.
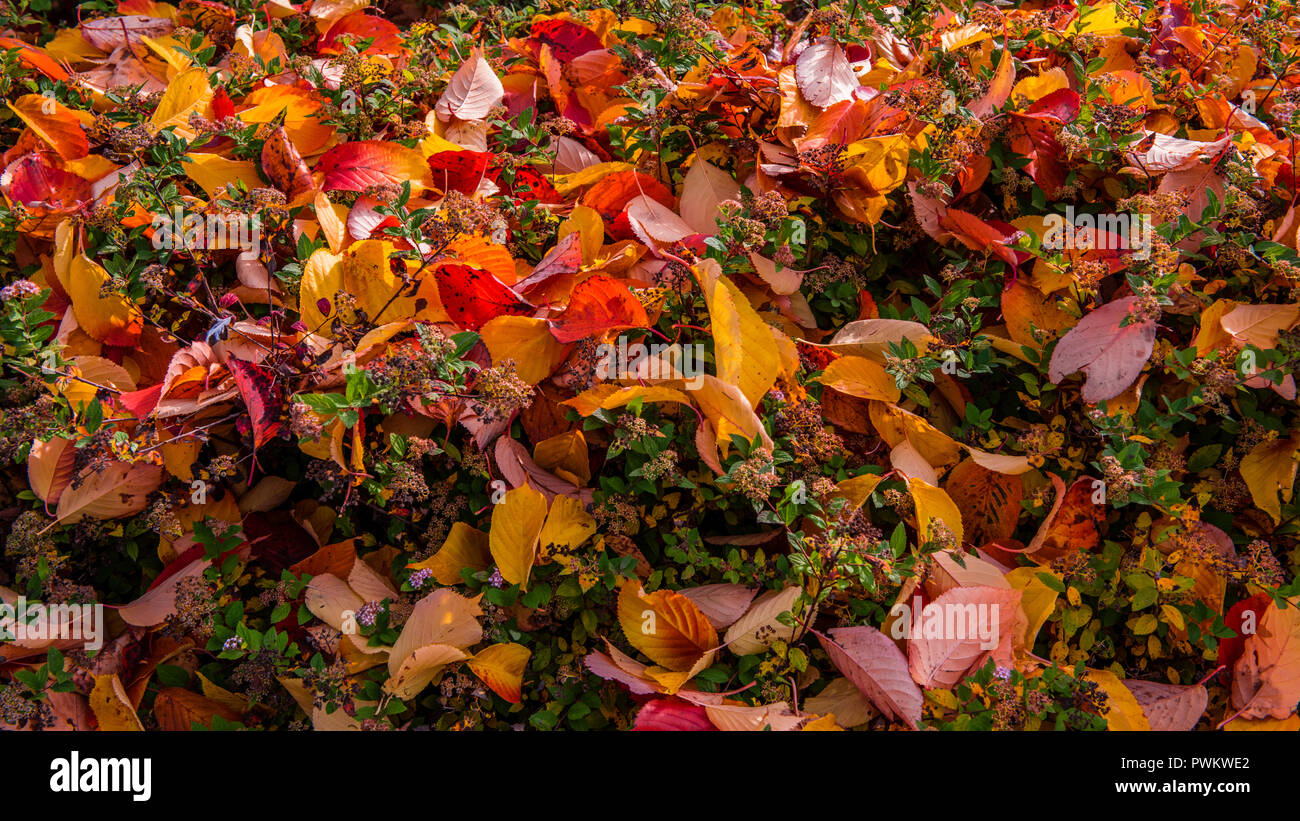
[816,626,922,728]
[795,39,859,108]
[1047,296,1156,402]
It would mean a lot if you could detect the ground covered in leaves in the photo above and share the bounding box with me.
[1,0,1300,731]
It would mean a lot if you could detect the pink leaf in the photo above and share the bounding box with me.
[679,158,740,235]
[795,39,859,109]
[905,585,1022,689]
[435,48,504,122]
[1047,296,1156,403]
[678,584,758,630]
[816,626,922,728]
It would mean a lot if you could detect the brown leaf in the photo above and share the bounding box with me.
[154,687,242,730]
[1123,680,1208,731]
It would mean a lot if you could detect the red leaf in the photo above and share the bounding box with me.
[227,358,283,451]
[940,208,1026,267]
[526,18,603,63]
[428,150,490,195]
[579,169,674,223]
[2,152,89,209]
[115,383,163,420]
[1025,88,1082,122]
[488,163,561,203]
[514,230,583,295]
[1218,593,1274,673]
[317,12,403,56]
[633,698,716,730]
[0,36,69,81]
[211,87,236,120]
[816,626,922,728]
[316,141,427,193]
[434,262,533,331]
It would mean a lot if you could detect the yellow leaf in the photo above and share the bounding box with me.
[907,477,964,546]
[297,248,344,339]
[842,134,910,194]
[139,33,195,70]
[198,672,250,715]
[467,642,531,703]
[480,315,569,385]
[149,66,213,133]
[1069,3,1134,36]
[183,154,263,198]
[551,161,633,196]
[563,384,693,416]
[341,239,412,325]
[539,494,597,555]
[815,355,901,402]
[618,580,718,672]
[830,473,884,516]
[1012,68,1068,105]
[66,253,143,346]
[1006,566,1059,649]
[697,259,779,406]
[724,586,804,655]
[1085,669,1151,730]
[409,521,491,586]
[240,86,334,155]
[686,375,775,457]
[89,674,143,731]
[1222,714,1300,731]
[559,204,604,264]
[1239,436,1300,523]
[533,431,590,485]
[58,355,134,412]
[488,483,548,589]
[314,190,347,253]
[1194,299,1236,355]
[1001,280,1075,350]
[869,402,962,468]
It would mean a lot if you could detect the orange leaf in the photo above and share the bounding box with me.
[617,580,717,672]
[1231,598,1300,720]
[7,94,88,161]
[944,458,1024,546]
[549,275,648,343]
